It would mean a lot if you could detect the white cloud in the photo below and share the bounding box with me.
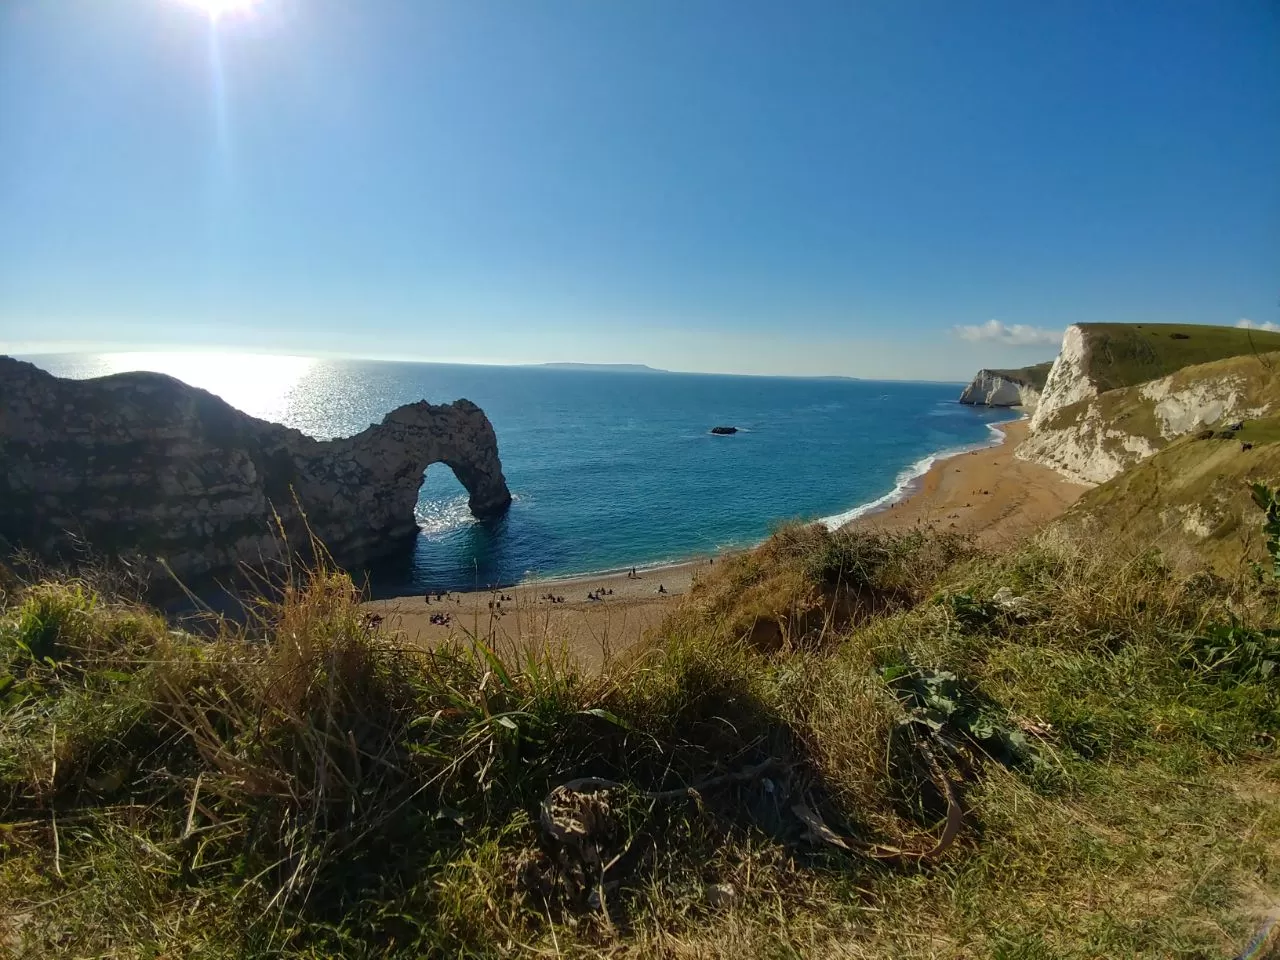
[1236,318,1280,332]
[952,319,1064,347]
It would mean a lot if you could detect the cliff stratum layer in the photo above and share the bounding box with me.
[958,362,1052,409]
[1017,323,1280,484]
[0,356,512,581]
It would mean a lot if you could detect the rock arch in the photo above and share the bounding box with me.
[0,357,512,582]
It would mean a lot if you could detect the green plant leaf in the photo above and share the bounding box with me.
[579,707,635,731]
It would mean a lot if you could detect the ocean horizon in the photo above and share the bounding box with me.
[23,353,1017,595]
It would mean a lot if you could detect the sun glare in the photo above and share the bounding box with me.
[101,353,317,421]
[171,0,261,22]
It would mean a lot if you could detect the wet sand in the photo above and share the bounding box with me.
[848,418,1089,549]
[366,416,1087,663]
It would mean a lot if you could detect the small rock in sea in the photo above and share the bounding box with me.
[1242,442,1254,451]
[1195,429,1215,441]
[710,425,738,435]
[1228,421,1245,431]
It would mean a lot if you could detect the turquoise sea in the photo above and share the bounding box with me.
[25,354,1016,594]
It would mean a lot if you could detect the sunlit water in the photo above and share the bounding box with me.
[25,354,1015,594]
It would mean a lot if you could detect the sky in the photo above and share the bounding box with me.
[0,0,1277,379]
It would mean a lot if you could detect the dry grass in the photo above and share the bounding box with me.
[0,524,1277,958]
[673,523,976,652]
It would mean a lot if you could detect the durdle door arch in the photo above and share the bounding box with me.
[0,356,512,583]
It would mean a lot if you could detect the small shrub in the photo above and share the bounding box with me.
[880,662,1037,769]
[3,581,98,664]
[1250,481,1280,580]
[1182,622,1280,685]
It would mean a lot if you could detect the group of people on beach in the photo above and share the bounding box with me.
[419,575,675,611]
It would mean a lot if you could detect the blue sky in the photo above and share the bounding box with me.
[1,0,1276,379]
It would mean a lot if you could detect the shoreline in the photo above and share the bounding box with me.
[366,413,1087,663]
[845,416,1088,547]
[468,413,1026,592]
[500,411,1052,588]
[818,415,1019,528]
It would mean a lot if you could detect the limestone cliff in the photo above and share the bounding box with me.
[1028,326,1097,431]
[0,357,512,581]
[958,362,1051,409]
[1018,346,1280,485]
[1029,322,1280,433]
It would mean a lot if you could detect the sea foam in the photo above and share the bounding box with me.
[819,419,1013,530]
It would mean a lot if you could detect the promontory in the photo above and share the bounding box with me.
[0,356,512,582]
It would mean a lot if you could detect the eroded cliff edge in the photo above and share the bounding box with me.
[958,362,1052,409]
[0,356,512,581]
[1015,323,1280,484]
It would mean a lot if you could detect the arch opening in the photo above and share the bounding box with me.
[416,462,478,536]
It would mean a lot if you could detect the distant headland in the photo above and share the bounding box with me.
[534,362,669,374]
[533,363,868,380]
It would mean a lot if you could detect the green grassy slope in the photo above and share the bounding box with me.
[984,360,1053,390]
[1062,412,1280,573]
[1,524,1278,958]
[1074,322,1280,393]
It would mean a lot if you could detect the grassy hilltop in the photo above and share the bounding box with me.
[1069,322,1280,393]
[2,521,1278,957]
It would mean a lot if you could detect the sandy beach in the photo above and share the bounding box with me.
[366,416,1087,662]
[849,418,1088,548]
[364,559,707,667]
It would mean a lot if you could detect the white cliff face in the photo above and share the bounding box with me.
[1137,374,1269,438]
[1016,404,1160,485]
[1019,362,1277,485]
[1029,325,1095,431]
[958,371,1041,408]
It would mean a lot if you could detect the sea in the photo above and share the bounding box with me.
[22,353,1017,595]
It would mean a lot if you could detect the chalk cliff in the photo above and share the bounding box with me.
[1016,325,1280,484]
[1028,326,1097,431]
[958,363,1051,409]
[0,357,512,581]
